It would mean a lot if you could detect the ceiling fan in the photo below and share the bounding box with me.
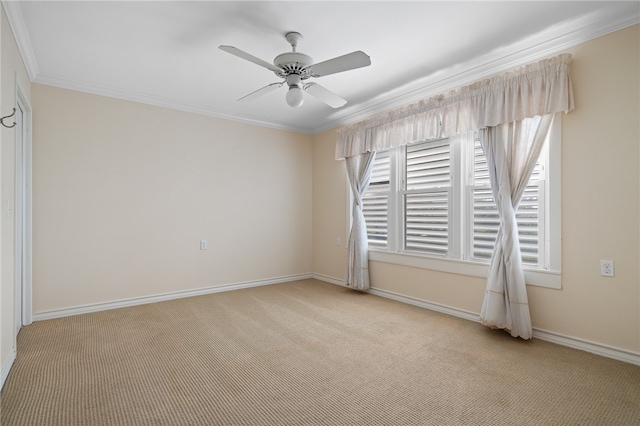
[219,32,371,108]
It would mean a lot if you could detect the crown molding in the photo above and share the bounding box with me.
[3,1,314,134]
[313,6,640,134]
[33,73,314,134]
[3,1,39,81]
[4,1,639,136]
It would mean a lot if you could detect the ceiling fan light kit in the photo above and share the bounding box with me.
[286,86,305,108]
[285,74,305,107]
[219,32,371,108]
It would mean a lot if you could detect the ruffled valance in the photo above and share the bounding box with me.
[336,54,574,159]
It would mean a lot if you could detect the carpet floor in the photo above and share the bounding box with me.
[1,279,639,425]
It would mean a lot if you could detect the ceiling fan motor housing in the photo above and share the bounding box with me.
[274,32,313,79]
[274,52,313,79]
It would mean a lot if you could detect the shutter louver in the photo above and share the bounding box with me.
[472,139,542,265]
[363,195,388,246]
[404,140,450,256]
[363,151,390,247]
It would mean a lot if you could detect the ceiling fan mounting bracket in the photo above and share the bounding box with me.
[285,32,303,51]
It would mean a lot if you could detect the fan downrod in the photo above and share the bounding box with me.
[285,32,303,51]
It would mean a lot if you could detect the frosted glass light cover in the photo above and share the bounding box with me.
[286,87,304,108]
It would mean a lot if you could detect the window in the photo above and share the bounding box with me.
[404,140,451,256]
[469,136,545,266]
[361,116,561,288]
[362,151,390,248]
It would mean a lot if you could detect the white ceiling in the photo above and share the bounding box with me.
[5,1,639,134]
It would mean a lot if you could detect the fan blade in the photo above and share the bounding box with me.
[238,82,284,102]
[304,83,347,108]
[308,51,371,77]
[219,45,281,73]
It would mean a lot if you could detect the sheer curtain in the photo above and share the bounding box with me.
[345,151,376,290]
[478,115,554,339]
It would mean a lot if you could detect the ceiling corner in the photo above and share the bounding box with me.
[3,1,39,81]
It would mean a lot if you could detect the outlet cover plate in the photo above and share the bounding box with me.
[600,260,614,277]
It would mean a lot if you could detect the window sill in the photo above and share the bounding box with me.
[368,250,561,289]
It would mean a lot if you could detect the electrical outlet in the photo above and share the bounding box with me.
[200,240,207,250]
[600,260,614,277]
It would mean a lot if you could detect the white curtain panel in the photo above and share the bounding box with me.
[345,151,376,290]
[335,54,573,160]
[478,114,554,339]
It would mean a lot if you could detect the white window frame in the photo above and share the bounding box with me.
[363,114,562,289]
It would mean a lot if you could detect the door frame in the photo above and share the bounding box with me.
[14,78,32,330]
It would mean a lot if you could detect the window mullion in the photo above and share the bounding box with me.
[460,132,474,261]
[393,145,405,252]
[449,134,462,260]
[387,146,402,252]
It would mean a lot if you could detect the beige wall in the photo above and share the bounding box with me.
[1,6,31,379]
[32,85,312,313]
[528,25,639,350]
[311,25,640,353]
[311,128,347,280]
[2,18,637,383]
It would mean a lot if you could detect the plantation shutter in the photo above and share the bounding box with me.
[472,138,543,265]
[362,151,390,247]
[404,140,451,255]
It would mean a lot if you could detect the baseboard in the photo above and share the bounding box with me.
[367,287,481,323]
[1,348,17,391]
[365,286,640,367]
[310,273,345,286]
[30,272,640,367]
[532,328,640,366]
[33,273,313,321]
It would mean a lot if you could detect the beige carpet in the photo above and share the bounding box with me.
[1,279,639,425]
